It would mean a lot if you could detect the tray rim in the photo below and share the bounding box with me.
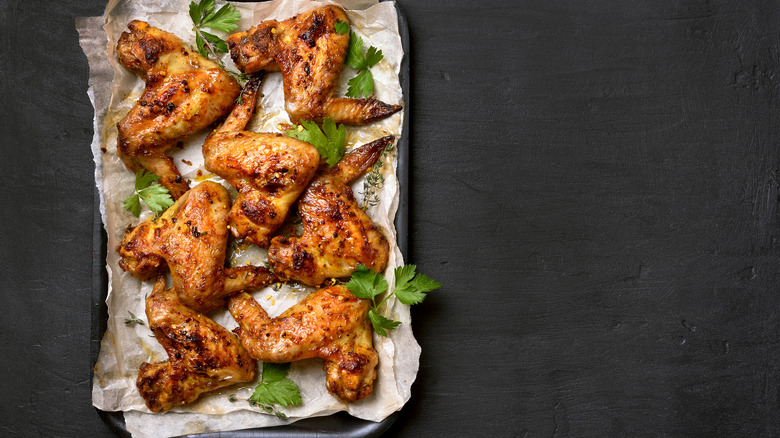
[90,1,411,437]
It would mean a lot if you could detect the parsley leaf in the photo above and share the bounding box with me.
[286,118,346,167]
[189,0,241,76]
[345,264,441,336]
[365,46,384,67]
[344,32,384,98]
[345,32,366,70]
[334,20,349,34]
[201,2,241,33]
[346,70,374,101]
[123,170,174,217]
[345,264,388,300]
[249,362,302,418]
[368,308,400,337]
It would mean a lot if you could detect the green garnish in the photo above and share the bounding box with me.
[124,311,145,327]
[361,142,394,209]
[249,362,302,419]
[345,264,441,336]
[344,32,384,98]
[286,118,346,167]
[189,0,240,56]
[123,170,174,217]
[188,0,246,84]
[334,20,349,34]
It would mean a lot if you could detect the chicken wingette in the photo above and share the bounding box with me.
[267,136,393,286]
[229,285,378,402]
[203,74,320,247]
[116,20,241,199]
[137,276,256,412]
[227,5,401,125]
[117,181,274,313]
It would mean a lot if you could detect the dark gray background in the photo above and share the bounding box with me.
[3,0,780,436]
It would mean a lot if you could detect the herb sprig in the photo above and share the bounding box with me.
[249,362,302,419]
[361,142,394,209]
[123,170,174,217]
[124,311,145,327]
[346,264,441,336]
[334,20,349,34]
[188,0,245,82]
[286,118,346,167]
[344,32,384,98]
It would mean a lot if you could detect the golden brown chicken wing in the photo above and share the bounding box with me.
[227,5,401,125]
[118,181,274,313]
[137,276,257,412]
[229,285,377,402]
[203,75,320,247]
[267,136,393,286]
[116,20,241,199]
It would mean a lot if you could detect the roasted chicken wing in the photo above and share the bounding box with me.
[203,75,320,247]
[267,136,393,286]
[137,276,257,412]
[116,20,241,199]
[229,285,377,402]
[227,5,401,125]
[118,181,274,313]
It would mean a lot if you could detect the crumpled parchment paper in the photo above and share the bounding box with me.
[77,1,417,436]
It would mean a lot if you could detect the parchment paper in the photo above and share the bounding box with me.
[77,1,417,436]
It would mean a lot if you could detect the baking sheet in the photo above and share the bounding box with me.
[79,0,413,436]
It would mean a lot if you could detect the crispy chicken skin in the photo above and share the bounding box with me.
[137,277,257,412]
[227,5,401,125]
[117,181,274,313]
[203,75,320,247]
[116,20,241,199]
[267,136,393,286]
[229,285,378,402]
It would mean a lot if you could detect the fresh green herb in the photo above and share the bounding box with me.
[286,118,346,167]
[345,264,441,336]
[189,0,240,55]
[344,32,384,98]
[334,20,349,34]
[188,0,245,82]
[361,142,394,209]
[249,362,302,419]
[123,170,174,217]
[124,311,145,327]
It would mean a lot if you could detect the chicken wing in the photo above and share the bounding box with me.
[137,276,257,412]
[203,75,320,247]
[118,181,274,313]
[267,136,393,286]
[229,285,377,402]
[227,5,401,125]
[116,20,241,199]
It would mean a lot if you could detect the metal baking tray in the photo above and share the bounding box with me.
[90,2,410,436]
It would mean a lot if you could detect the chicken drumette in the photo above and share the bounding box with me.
[118,181,274,313]
[227,5,401,125]
[116,20,241,199]
[137,276,257,412]
[229,285,378,402]
[203,75,320,247]
[267,136,393,286]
